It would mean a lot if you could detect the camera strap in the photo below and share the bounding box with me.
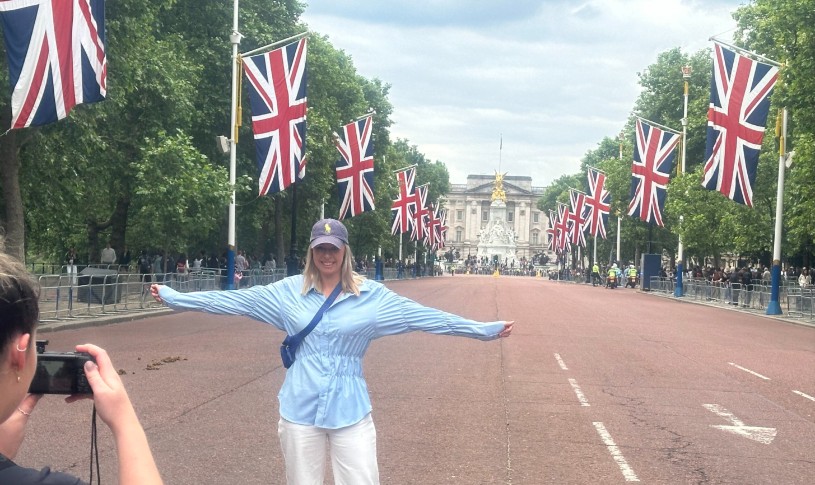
[89,405,100,484]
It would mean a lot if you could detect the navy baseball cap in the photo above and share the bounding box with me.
[309,219,349,249]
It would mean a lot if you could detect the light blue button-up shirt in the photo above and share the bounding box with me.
[158,275,504,429]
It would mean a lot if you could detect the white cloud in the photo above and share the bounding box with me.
[302,0,743,187]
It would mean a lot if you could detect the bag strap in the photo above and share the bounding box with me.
[287,282,343,345]
[0,454,16,472]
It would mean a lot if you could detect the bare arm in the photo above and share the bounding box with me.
[0,394,41,459]
[70,344,163,485]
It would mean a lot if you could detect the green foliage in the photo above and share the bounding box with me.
[4,0,448,264]
[735,0,815,264]
[130,131,232,253]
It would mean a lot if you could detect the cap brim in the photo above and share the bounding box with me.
[309,235,345,249]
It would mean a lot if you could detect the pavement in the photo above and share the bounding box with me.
[16,276,815,484]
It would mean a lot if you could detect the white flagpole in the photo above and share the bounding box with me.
[617,132,623,264]
[498,134,502,173]
[241,31,309,57]
[593,235,597,265]
[226,0,241,290]
[675,65,691,297]
[767,108,788,315]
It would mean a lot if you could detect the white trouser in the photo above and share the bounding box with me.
[278,413,379,485]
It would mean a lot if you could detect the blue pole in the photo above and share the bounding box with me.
[766,263,782,315]
[767,108,787,316]
[375,248,383,281]
[674,262,684,297]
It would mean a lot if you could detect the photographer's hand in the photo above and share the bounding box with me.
[0,394,41,459]
[69,344,163,485]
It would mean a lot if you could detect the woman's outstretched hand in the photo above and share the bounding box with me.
[150,284,163,303]
[498,321,514,338]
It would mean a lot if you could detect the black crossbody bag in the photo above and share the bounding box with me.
[280,282,342,369]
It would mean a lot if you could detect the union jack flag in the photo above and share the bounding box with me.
[628,119,679,227]
[437,209,448,250]
[555,203,571,253]
[335,115,375,220]
[568,189,588,247]
[0,0,107,129]
[702,43,779,207]
[546,210,557,252]
[425,203,442,250]
[390,165,416,235]
[242,38,308,196]
[410,184,430,242]
[585,168,611,239]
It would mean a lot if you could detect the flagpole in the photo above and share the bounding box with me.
[225,0,241,290]
[675,65,691,297]
[709,37,782,68]
[767,108,788,315]
[593,235,597,267]
[499,134,502,173]
[241,31,308,57]
[617,132,623,264]
[635,116,681,135]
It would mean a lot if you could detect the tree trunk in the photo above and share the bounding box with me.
[0,106,25,262]
[86,222,101,264]
[110,196,130,257]
[85,196,128,263]
[275,194,285,264]
[256,198,273,259]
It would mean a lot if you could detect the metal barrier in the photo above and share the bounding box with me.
[644,276,815,321]
[35,266,424,323]
[37,272,166,322]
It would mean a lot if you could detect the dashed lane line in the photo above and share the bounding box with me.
[568,378,590,407]
[554,353,568,370]
[728,362,770,380]
[793,390,815,402]
[593,422,640,482]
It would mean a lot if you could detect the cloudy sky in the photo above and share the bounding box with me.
[301,0,746,187]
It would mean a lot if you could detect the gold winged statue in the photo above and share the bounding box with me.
[491,171,507,202]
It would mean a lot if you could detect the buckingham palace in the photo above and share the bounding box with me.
[440,174,549,261]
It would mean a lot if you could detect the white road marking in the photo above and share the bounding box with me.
[702,404,777,444]
[568,378,590,406]
[728,362,770,380]
[793,390,815,402]
[592,422,640,482]
[554,353,568,370]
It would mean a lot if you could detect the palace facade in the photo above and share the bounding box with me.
[441,174,550,261]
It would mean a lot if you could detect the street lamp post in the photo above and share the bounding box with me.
[616,131,624,264]
[767,108,789,315]
[225,1,241,290]
[675,65,691,297]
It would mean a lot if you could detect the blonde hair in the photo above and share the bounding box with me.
[301,244,365,296]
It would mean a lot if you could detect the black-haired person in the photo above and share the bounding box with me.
[0,250,163,485]
[151,218,513,485]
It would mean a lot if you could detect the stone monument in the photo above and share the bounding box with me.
[477,172,517,263]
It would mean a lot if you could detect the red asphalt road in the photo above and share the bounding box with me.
[15,276,815,484]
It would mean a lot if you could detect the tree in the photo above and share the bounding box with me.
[735,0,815,266]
